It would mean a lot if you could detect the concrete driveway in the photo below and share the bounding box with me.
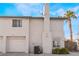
[0,52,79,56]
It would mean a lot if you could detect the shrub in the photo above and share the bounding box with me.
[59,48,69,54]
[52,48,69,54]
[52,48,60,54]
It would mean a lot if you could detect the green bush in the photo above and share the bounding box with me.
[59,48,69,54]
[52,48,69,54]
[52,48,60,54]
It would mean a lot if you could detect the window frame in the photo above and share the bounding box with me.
[53,40,60,47]
[12,19,22,27]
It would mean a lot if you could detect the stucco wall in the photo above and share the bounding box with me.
[29,18,44,53]
[0,18,29,36]
[50,19,65,48]
[0,36,2,52]
[0,17,65,53]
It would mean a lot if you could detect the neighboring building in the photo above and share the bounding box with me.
[65,40,70,50]
[77,39,79,50]
[0,4,66,54]
[73,42,77,51]
[65,40,77,51]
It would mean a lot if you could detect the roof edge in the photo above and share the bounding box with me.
[0,16,67,19]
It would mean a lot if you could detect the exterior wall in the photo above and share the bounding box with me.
[0,18,28,36]
[29,18,43,53]
[42,4,52,54]
[77,40,79,50]
[0,36,2,52]
[0,18,29,53]
[0,17,65,54]
[50,19,65,48]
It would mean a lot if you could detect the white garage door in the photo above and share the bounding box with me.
[7,36,26,52]
[0,36,2,52]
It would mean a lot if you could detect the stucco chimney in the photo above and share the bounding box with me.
[42,3,52,54]
[44,3,50,32]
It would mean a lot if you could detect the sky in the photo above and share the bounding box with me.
[0,3,79,40]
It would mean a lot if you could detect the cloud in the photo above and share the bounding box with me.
[71,6,79,12]
[50,8,65,16]
[50,11,56,16]
[76,13,79,17]
[56,8,65,16]
[50,6,79,17]
[14,3,43,16]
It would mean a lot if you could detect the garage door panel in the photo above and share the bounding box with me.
[7,36,26,52]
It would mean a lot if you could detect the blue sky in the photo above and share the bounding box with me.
[0,3,79,40]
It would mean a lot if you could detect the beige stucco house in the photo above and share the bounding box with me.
[0,16,66,54]
[0,4,66,54]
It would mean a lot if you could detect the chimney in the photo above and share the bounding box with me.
[42,3,52,54]
[44,3,50,32]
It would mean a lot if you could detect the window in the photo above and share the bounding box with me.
[57,41,60,47]
[12,19,22,27]
[53,41,56,47]
[53,41,60,47]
